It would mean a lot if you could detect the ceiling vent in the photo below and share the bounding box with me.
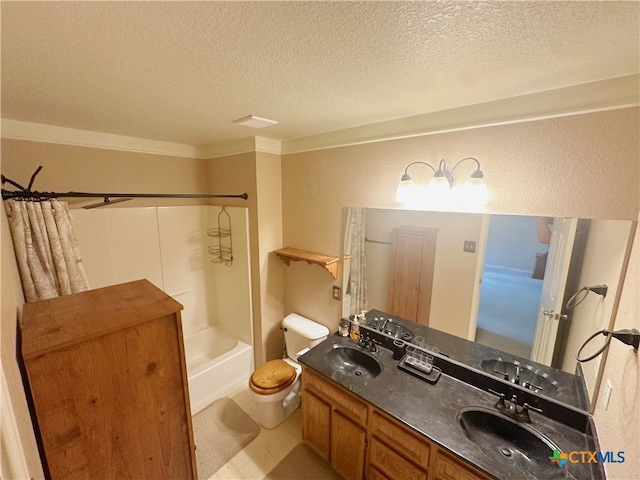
[232,115,278,128]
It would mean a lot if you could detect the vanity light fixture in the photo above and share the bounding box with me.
[395,157,488,208]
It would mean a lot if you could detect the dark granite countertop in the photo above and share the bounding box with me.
[299,332,605,480]
[364,309,589,411]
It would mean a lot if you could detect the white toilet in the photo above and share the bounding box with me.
[249,313,329,429]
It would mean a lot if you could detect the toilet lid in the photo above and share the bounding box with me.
[250,359,296,394]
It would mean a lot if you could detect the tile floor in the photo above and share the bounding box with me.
[204,384,304,480]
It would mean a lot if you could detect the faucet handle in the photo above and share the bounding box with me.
[488,388,505,398]
[523,381,543,391]
[523,403,543,414]
[488,388,507,406]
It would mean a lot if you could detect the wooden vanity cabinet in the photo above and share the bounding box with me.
[19,280,197,480]
[302,368,368,480]
[432,448,492,480]
[301,367,492,480]
[368,409,430,480]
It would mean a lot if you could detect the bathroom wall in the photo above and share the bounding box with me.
[71,206,253,345]
[559,219,634,382]
[0,142,252,480]
[206,151,285,363]
[281,108,639,328]
[0,202,44,480]
[1,106,638,479]
[70,207,164,289]
[0,139,209,207]
[280,107,639,479]
[593,220,639,478]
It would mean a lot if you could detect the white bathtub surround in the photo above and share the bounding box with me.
[72,205,254,414]
[185,327,253,415]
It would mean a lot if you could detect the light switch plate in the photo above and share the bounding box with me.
[332,285,342,300]
[463,240,476,253]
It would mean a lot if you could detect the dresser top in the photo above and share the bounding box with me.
[21,279,183,358]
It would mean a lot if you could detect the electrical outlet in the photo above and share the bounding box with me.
[332,285,342,300]
[602,379,613,411]
[463,240,476,253]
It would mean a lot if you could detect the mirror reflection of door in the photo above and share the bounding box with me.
[387,226,438,326]
[531,217,578,365]
[474,215,548,359]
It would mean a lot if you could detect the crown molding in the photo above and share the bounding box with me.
[0,119,200,158]
[2,75,637,158]
[199,136,281,158]
[280,74,640,154]
[0,119,282,159]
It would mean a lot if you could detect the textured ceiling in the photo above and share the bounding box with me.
[1,1,639,147]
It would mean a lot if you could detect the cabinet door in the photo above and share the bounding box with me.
[302,390,331,461]
[434,449,491,480]
[388,226,437,326]
[369,437,427,480]
[331,410,366,480]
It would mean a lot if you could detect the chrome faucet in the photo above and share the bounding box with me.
[358,332,378,353]
[488,389,543,423]
[512,361,521,385]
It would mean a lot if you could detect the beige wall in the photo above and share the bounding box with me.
[593,220,639,478]
[560,219,635,380]
[1,139,209,206]
[205,151,285,362]
[281,108,639,479]
[1,106,638,478]
[281,108,640,331]
[0,140,213,479]
[254,152,285,360]
[1,201,44,479]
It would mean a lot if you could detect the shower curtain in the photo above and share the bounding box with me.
[4,199,89,302]
[345,207,368,315]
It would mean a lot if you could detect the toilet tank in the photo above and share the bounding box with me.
[283,313,330,362]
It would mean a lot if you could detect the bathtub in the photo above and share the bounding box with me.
[183,327,253,415]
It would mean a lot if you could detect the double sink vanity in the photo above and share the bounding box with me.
[298,309,604,480]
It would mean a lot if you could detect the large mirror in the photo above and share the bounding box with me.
[342,207,635,412]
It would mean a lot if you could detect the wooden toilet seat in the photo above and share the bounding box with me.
[249,359,297,395]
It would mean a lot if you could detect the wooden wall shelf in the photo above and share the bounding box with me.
[274,247,341,279]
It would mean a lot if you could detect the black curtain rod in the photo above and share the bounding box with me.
[1,189,248,201]
[1,168,248,201]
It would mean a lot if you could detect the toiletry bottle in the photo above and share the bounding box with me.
[350,315,360,341]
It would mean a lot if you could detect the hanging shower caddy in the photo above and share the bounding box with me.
[207,206,233,266]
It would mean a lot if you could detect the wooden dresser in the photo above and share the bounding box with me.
[20,279,197,480]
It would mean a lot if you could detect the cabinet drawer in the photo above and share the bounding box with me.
[303,369,368,425]
[369,437,427,480]
[434,449,491,480]
[371,410,430,468]
[368,466,391,480]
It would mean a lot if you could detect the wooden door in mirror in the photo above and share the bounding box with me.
[387,226,438,326]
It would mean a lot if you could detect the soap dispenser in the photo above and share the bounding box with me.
[350,314,361,341]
